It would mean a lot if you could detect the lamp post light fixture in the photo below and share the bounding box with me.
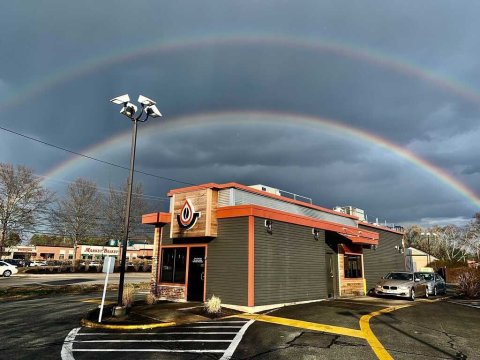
[420,232,437,266]
[110,94,162,315]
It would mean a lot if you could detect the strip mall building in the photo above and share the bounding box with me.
[143,183,405,312]
[4,244,153,261]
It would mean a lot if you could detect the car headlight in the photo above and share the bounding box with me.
[398,286,409,291]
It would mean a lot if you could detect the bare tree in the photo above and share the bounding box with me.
[0,163,52,257]
[433,225,469,262]
[102,182,147,243]
[51,178,102,263]
[465,213,480,261]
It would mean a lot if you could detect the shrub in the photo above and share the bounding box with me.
[145,293,157,305]
[205,295,222,314]
[457,268,480,298]
[122,284,136,308]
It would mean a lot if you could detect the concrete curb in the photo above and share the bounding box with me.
[80,318,176,330]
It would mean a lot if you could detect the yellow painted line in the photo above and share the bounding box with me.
[359,304,412,360]
[80,318,176,330]
[235,313,366,339]
[81,298,115,305]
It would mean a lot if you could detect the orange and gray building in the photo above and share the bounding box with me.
[143,183,405,312]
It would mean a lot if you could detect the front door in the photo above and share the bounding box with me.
[187,247,205,301]
[325,252,336,298]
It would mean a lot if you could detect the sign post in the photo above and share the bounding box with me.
[98,256,114,323]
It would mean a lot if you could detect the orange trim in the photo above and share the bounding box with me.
[203,246,208,302]
[142,212,171,225]
[184,246,190,301]
[158,282,187,287]
[167,182,358,220]
[358,221,404,235]
[248,215,255,307]
[158,244,208,302]
[217,205,379,245]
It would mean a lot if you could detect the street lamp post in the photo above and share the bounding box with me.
[421,232,437,266]
[110,94,162,314]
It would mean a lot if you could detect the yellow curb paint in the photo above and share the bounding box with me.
[80,318,176,330]
[81,298,115,305]
[359,305,412,360]
[235,313,366,339]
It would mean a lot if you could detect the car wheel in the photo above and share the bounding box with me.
[433,286,437,296]
[410,288,415,301]
[3,270,12,277]
[425,288,429,298]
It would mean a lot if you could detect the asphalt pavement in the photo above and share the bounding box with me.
[1,279,479,360]
[0,272,150,288]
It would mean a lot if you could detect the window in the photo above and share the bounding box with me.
[59,254,65,260]
[160,248,187,284]
[344,255,362,278]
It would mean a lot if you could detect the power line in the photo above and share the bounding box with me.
[0,124,195,186]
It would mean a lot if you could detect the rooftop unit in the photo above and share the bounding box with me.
[249,184,281,196]
[333,206,366,221]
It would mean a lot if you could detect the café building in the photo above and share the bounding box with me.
[143,183,405,312]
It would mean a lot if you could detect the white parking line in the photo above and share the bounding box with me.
[73,349,225,353]
[76,332,239,335]
[220,320,255,360]
[65,317,255,357]
[181,326,243,329]
[77,339,232,343]
[61,327,80,360]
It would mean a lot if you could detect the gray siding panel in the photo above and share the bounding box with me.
[255,218,327,306]
[160,224,172,245]
[361,225,405,290]
[206,218,248,306]
[218,189,357,227]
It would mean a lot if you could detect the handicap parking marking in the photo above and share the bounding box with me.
[61,318,254,360]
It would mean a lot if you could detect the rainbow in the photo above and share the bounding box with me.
[2,33,480,111]
[41,111,480,209]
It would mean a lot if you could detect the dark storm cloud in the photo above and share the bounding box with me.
[1,0,479,226]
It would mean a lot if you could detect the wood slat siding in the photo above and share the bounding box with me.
[360,225,405,290]
[205,217,249,306]
[254,218,327,306]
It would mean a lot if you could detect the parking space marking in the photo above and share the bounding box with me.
[235,313,366,339]
[63,318,253,358]
[359,305,412,360]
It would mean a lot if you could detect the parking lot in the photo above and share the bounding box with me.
[56,294,480,360]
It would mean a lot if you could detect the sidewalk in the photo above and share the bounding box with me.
[82,301,241,329]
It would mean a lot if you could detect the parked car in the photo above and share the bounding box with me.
[3,259,25,267]
[80,260,102,267]
[374,271,428,301]
[28,260,48,267]
[416,272,446,296]
[0,261,18,277]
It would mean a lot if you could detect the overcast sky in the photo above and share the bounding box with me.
[1,1,479,228]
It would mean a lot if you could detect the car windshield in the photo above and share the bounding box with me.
[385,273,413,281]
[416,272,434,281]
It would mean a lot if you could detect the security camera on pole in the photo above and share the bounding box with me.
[110,94,162,316]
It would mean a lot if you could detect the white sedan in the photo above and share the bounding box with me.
[0,261,18,277]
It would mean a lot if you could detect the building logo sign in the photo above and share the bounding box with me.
[177,199,201,229]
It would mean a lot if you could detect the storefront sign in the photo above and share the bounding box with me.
[81,246,119,256]
[170,188,218,238]
[192,257,204,264]
[177,199,201,230]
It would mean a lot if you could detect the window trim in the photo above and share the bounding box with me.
[344,254,363,279]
